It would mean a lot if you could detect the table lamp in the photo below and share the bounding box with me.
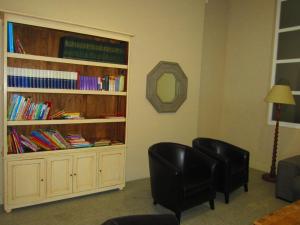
[263,85,295,182]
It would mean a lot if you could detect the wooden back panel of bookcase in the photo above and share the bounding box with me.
[3,12,131,155]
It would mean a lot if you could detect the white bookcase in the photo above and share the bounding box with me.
[1,11,131,212]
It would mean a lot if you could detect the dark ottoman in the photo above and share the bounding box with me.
[276,155,300,202]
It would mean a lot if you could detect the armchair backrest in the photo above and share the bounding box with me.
[149,142,189,172]
[193,138,233,157]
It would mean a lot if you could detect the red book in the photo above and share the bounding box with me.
[44,101,52,120]
[22,98,31,120]
[39,130,59,149]
[30,137,53,150]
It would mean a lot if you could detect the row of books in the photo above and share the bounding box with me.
[8,131,124,154]
[7,67,126,91]
[8,94,51,121]
[7,22,26,54]
[8,128,121,153]
[7,67,77,89]
[59,36,127,65]
[78,74,125,91]
[8,128,69,154]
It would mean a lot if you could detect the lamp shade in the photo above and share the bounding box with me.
[265,85,295,105]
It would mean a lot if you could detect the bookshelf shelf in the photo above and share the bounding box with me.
[7,52,128,69]
[7,118,126,126]
[7,87,127,96]
[2,11,130,212]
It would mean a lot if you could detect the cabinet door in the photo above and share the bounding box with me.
[47,156,73,198]
[7,159,46,205]
[73,153,97,193]
[99,150,124,188]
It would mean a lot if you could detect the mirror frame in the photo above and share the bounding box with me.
[146,61,188,113]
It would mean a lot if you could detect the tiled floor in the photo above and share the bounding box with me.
[0,169,288,225]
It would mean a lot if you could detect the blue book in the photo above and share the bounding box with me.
[7,94,18,119]
[7,22,14,53]
[22,75,26,88]
[10,95,23,120]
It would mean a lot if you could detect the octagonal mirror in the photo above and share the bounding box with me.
[146,61,188,113]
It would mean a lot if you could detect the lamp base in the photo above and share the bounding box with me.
[262,173,276,183]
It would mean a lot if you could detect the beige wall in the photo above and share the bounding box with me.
[198,0,229,138]
[0,0,206,204]
[201,0,300,172]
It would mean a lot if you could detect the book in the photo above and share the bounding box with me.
[50,110,65,119]
[7,22,14,53]
[20,134,39,152]
[31,130,55,148]
[119,75,125,91]
[15,37,26,54]
[30,136,53,151]
[94,139,111,147]
[10,95,23,120]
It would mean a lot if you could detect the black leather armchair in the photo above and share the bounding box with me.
[192,138,249,203]
[101,214,179,225]
[148,142,217,221]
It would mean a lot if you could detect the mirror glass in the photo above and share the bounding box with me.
[156,73,176,103]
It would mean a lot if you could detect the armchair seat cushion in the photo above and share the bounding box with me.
[183,176,212,196]
[231,160,246,175]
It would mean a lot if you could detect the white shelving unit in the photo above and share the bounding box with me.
[1,11,132,212]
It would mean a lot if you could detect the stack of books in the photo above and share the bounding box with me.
[7,67,77,89]
[8,94,51,121]
[62,112,81,119]
[94,139,111,147]
[50,111,82,120]
[65,134,93,148]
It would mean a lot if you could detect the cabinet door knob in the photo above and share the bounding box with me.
[99,170,102,173]
[74,173,77,176]
[70,174,73,177]
[41,179,44,182]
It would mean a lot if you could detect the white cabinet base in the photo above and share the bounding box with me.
[4,147,125,212]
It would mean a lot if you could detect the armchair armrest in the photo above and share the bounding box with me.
[148,151,183,202]
[189,149,218,178]
[149,150,181,176]
[226,143,249,162]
